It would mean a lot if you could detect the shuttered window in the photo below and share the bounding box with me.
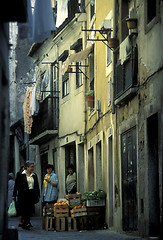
[114,47,138,99]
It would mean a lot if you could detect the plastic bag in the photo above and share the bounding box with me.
[8,200,17,217]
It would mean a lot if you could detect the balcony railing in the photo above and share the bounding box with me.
[30,96,58,139]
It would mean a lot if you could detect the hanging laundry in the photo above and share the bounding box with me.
[33,0,56,43]
[43,69,49,89]
[35,68,43,101]
[18,0,33,40]
[56,0,68,28]
[23,87,33,134]
[42,69,51,99]
[30,85,39,116]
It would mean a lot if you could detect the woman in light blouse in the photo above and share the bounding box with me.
[41,164,58,206]
[66,164,77,194]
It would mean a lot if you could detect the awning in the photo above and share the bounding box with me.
[61,45,93,75]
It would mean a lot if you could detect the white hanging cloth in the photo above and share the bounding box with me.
[33,0,56,43]
[56,0,68,28]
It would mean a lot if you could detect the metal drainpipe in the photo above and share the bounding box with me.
[112,0,116,114]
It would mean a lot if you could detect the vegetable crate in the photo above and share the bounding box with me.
[55,217,66,232]
[71,206,87,218]
[42,216,55,231]
[54,205,69,217]
[65,193,81,208]
[67,217,77,231]
[42,203,54,216]
[86,199,105,207]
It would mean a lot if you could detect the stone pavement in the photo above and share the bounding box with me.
[8,216,146,240]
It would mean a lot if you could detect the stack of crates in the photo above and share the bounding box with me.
[65,193,81,209]
[42,203,55,231]
[54,202,69,231]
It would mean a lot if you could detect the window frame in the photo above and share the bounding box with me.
[62,72,69,98]
[144,0,160,34]
[90,0,95,22]
[76,61,83,88]
[106,32,112,66]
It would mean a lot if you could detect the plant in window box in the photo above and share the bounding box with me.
[108,38,118,49]
[126,18,137,29]
[85,90,94,107]
[67,67,72,73]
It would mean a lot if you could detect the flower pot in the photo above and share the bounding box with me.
[126,18,137,29]
[86,95,94,107]
[67,67,72,73]
[108,38,118,49]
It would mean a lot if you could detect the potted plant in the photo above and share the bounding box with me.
[126,18,137,29]
[67,66,72,73]
[108,38,118,49]
[85,90,94,107]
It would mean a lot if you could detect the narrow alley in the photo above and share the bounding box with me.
[8,217,145,240]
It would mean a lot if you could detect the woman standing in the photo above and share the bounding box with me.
[13,161,40,230]
[66,164,77,194]
[8,173,15,208]
[14,166,24,227]
[41,164,58,206]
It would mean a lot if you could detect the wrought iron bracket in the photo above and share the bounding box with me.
[82,28,113,50]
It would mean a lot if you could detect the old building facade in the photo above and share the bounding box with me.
[9,0,162,239]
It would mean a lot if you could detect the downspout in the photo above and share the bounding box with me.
[111,0,116,114]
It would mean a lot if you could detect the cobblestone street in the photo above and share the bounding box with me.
[8,217,146,240]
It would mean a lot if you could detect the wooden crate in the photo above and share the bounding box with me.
[54,205,69,217]
[71,207,87,218]
[42,216,55,231]
[65,193,81,208]
[87,206,102,216]
[67,217,77,231]
[56,217,66,232]
[77,216,88,230]
[43,203,54,216]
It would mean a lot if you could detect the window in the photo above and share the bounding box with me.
[121,0,129,42]
[114,47,138,99]
[108,78,111,106]
[88,49,94,109]
[62,72,69,97]
[70,39,83,89]
[145,0,159,32]
[53,64,59,127]
[147,0,156,23]
[76,62,83,88]
[90,0,95,21]
[89,50,94,91]
[107,32,112,66]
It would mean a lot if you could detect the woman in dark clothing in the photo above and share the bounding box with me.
[14,166,24,226]
[13,161,40,230]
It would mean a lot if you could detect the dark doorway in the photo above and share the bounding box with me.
[121,127,138,231]
[65,143,76,178]
[40,152,48,187]
[108,136,113,227]
[147,113,160,236]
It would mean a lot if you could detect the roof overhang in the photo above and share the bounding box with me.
[29,130,58,145]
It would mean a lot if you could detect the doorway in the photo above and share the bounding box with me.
[40,152,48,187]
[108,136,113,227]
[121,127,138,231]
[147,113,160,236]
[88,147,94,191]
[65,142,76,185]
